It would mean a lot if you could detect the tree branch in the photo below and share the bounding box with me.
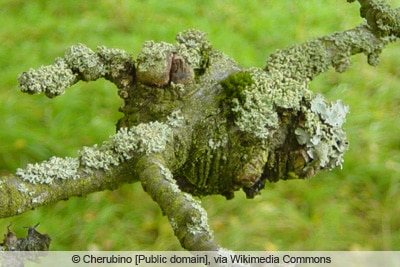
[1,121,174,218]
[351,0,400,37]
[2,1,400,251]
[17,44,135,98]
[265,25,392,83]
[136,156,220,251]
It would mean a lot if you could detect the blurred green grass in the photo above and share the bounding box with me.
[0,0,399,250]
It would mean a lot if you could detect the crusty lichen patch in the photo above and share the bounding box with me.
[18,58,77,98]
[17,121,173,184]
[221,67,312,139]
[16,157,80,184]
[219,64,348,175]
[18,43,133,98]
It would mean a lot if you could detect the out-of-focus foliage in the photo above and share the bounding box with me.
[0,0,399,250]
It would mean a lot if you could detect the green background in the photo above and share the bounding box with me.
[0,0,399,250]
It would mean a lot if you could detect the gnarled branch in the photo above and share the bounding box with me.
[1,0,399,251]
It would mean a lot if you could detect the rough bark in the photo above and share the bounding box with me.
[1,0,399,251]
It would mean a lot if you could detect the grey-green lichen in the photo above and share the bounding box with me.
[175,29,212,71]
[156,161,181,195]
[97,45,133,83]
[111,121,173,159]
[135,29,212,87]
[79,121,173,170]
[136,41,175,86]
[207,135,228,150]
[18,43,133,98]
[16,156,80,184]
[64,43,106,81]
[17,183,29,194]
[295,94,349,169]
[181,192,212,236]
[166,109,185,128]
[352,0,400,38]
[151,160,213,245]
[17,120,173,183]
[265,41,330,82]
[78,144,119,172]
[219,65,349,173]
[265,24,392,82]
[18,57,77,98]
[310,94,349,127]
[176,29,212,52]
[226,68,311,139]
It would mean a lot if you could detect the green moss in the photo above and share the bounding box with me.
[220,71,253,103]
[219,71,254,125]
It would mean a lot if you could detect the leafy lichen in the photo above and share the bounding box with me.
[181,192,211,236]
[166,109,185,128]
[18,58,77,98]
[78,144,119,172]
[354,0,400,37]
[97,45,133,79]
[111,121,173,159]
[175,29,212,72]
[16,157,80,184]
[295,94,349,169]
[79,121,173,171]
[64,43,106,81]
[310,94,349,127]
[136,41,175,86]
[223,68,311,139]
[17,120,174,183]
[18,43,134,99]
[135,29,213,87]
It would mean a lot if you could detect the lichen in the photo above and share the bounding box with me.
[136,41,175,86]
[78,144,119,172]
[182,192,211,236]
[223,68,311,139]
[175,29,212,71]
[16,157,80,184]
[166,109,185,128]
[111,121,173,160]
[18,44,134,99]
[17,183,29,194]
[151,161,213,244]
[265,41,330,81]
[207,136,227,150]
[355,0,399,37]
[16,121,173,183]
[135,29,213,88]
[64,43,106,81]
[18,57,77,98]
[295,94,349,169]
[176,29,211,70]
[175,29,212,51]
[217,64,348,177]
[156,161,181,194]
[79,121,173,171]
[97,45,133,79]
[310,94,349,127]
